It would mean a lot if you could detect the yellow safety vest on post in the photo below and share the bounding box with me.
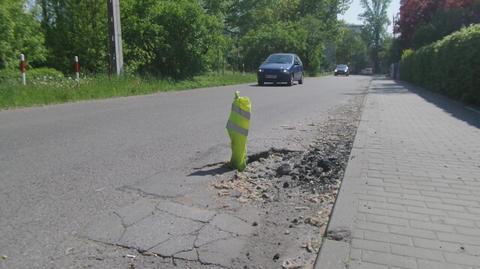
[226,91,251,172]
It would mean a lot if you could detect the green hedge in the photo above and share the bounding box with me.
[400,24,480,105]
[0,67,64,83]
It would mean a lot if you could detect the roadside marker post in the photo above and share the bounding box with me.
[226,91,251,171]
[74,56,80,82]
[19,54,26,85]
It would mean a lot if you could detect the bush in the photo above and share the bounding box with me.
[0,69,18,82]
[27,68,64,80]
[400,24,480,105]
[121,0,224,79]
[0,67,63,83]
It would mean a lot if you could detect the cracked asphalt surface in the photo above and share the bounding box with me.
[0,75,371,268]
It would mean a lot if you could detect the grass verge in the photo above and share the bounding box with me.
[0,73,256,109]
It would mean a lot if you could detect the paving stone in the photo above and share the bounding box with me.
[455,226,480,236]
[444,252,480,267]
[388,197,426,208]
[355,221,390,233]
[426,202,466,213]
[410,220,455,233]
[363,230,412,245]
[437,232,480,246]
[448,212,480,221]
[417,260,472,269]
[390,244,444,261]
[362,250,417,269]
[351,239,390,253]
[349,261,388,269]
[431,216,476,228]
[366,214,408,227]
[389,226,437,239]
[412,238,480,255]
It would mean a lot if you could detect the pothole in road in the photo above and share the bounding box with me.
[211,94,365,268]
[246,148,301,164]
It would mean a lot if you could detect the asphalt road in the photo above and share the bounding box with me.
[0,75,371,268]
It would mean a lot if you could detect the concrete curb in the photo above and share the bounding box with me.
[313,82,372,269]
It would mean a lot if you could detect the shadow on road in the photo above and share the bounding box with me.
[250,84,293,87]
[373,77,480,129]
[188,163,232,176]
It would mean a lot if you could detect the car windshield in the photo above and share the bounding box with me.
[336,65,347,69]
[265,54,293,64]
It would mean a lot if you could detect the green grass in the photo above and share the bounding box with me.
[0,72,256,109]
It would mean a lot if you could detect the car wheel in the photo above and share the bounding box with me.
[287,74,294,86]
[299,73,304,84]
[258,80,264,86]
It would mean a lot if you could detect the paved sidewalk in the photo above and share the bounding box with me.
[315,78,480,269]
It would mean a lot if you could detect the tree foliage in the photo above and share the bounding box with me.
[121,0,225,79]
[0,0,353,77]
[237,0,349,74]
[335,24,369,72]
[0,0,46,69]
[359,0,392,73]
[41,0,107,73]
[397,0,480,48]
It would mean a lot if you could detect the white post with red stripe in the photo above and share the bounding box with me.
[74,56,80,82]
[20,54,26,85]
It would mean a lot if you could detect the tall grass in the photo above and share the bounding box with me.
[0,73,256,109]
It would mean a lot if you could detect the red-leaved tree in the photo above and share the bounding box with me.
[396,0,476,47]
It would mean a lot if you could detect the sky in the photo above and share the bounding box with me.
[339,0,401,34]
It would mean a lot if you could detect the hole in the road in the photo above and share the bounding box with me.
[247,148,301,164]
[190,148,305,176]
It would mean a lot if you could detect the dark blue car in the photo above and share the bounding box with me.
[257,53,304,86]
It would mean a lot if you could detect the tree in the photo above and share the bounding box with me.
[359,0,392,73]
[0,0,46,69]
[335,24,369,73]
[411,9,465,49]
[396,0,479,48]
[121,0,225,78]
[236,0,350,74]
[40,0,107,73]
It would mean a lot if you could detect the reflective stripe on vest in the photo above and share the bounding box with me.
[226,121,249,137]
[231,104,251,120]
